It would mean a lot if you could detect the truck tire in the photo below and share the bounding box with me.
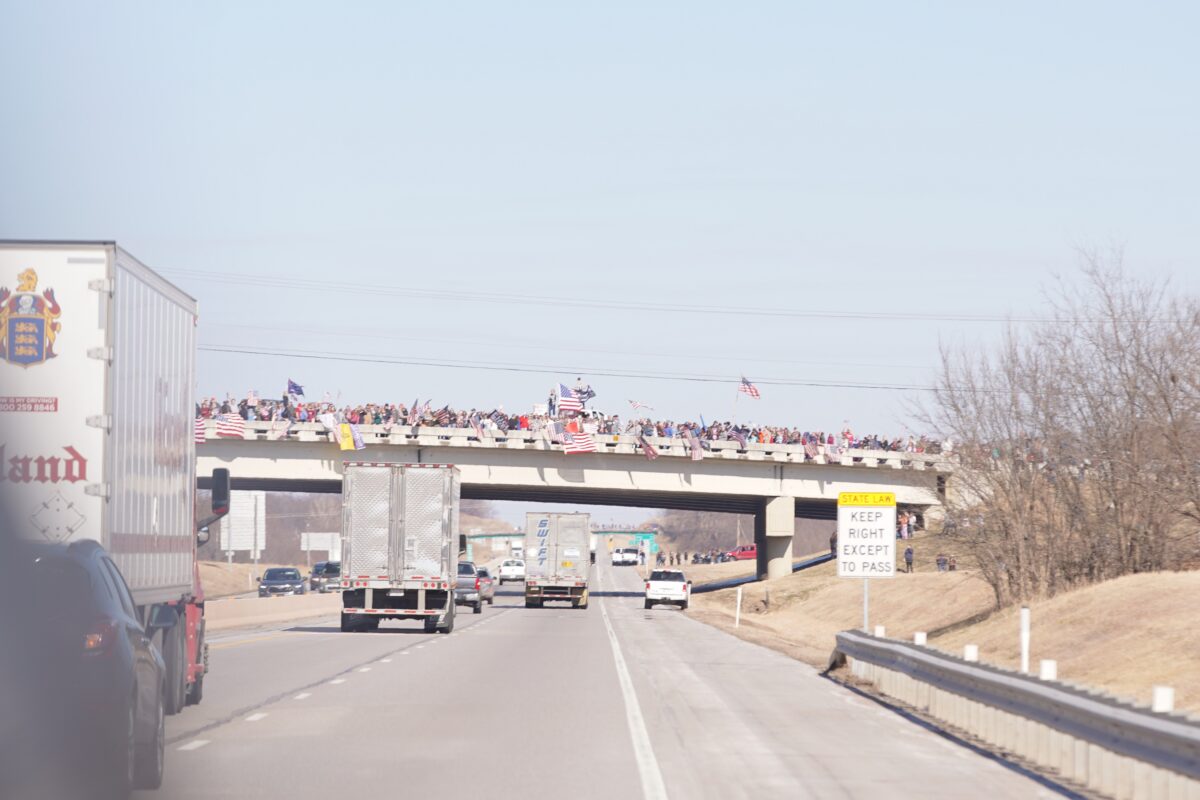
[341,614,360,632]
[473,600,483,614]
[487,596,494,605]
[524,599,535,608]
[163,612,186,715]
[644,600,652,610]
[680,600,688,611]
[578,598,588,610]
[438,605,455,634]
[423,616,438,633]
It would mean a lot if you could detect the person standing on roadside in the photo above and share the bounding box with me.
[904,546,914,573]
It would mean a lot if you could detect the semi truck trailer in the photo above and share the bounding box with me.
[339,462,459,633]
[0,240,230,714]
[524,512,590,609]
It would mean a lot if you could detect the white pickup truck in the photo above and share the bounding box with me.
[644,569,691,610]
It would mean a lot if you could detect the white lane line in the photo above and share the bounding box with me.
[401,651,411,656]
[294,692,312,700]
[330,678,346,685]
[245,713,268,723]
[178,740,209,752]
[599,597,669,800]
[358,667,371,673]
[381,658,392,663]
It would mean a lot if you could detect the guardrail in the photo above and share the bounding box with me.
[834,630,1200,795]
[199,420,948,471]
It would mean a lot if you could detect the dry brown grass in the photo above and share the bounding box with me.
[933,571,1200,713]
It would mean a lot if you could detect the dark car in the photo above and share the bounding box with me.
[0,540,169,797]
[309,561,328,591]
[258,567,306,597]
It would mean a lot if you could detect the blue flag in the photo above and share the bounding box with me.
[287,379,305,396]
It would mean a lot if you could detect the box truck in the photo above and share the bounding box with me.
[339,463,458,633]
[524,512,590,609]
[0,241,230,714]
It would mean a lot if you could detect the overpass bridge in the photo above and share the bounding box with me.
[197,420,949,580]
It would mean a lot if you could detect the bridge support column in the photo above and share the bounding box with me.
[755,496,794,581]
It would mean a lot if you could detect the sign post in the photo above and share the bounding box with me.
[836,492,897,632]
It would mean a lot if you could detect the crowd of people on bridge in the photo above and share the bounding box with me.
[196,388,942,455]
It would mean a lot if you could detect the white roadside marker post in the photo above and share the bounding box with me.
[735,586,743,628]
[1020,606,1031,674]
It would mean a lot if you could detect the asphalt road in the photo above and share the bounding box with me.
[141,561,1063,799]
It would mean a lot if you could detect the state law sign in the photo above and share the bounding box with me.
[837,492,897,578]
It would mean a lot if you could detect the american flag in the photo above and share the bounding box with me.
[490,410,510,432]
[215,414,246,438]
[469,413,484,440]
[270,419,293,440]
[194,418,206,444]
[563,431,596,454]
[628,399,653,411]
[407,399,421,426]
[434,406,451,426]
[738,376,761,399]
[545,421,565,443]
[686,428,704,461]
[637,434,659,461]
[557,383,583,414]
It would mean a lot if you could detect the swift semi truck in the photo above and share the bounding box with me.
[524,512,590,609]
[0,241,231,714]
[339,462,459,633]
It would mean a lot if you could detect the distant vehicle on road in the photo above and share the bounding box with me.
[497,559,526,583]
[525,512,591,609]
[258,568,306,597]
[645,569,691,610]
[311,561,342,593]
[309,561,328,591]
[612,547,640,566]
[725,544,757,561]
[24,540,172,795]
[340,463,459,633]
[456,561,485,614]
[476,567,496,604]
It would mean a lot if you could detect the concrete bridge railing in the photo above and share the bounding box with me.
[199,420,948,473]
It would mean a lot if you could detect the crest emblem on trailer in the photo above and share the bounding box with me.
[0,269,63,367]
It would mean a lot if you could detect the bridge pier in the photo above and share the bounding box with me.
[755,496,794,581]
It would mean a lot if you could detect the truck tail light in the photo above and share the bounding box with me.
[645,582,651,591]
[83,618,117,655]
[474,577,480,591]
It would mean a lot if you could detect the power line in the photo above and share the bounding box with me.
[165,267,1052,323]
[197,343,934,391]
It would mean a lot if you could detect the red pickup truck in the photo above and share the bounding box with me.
[725,544,757,561]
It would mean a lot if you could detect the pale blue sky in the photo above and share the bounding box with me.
[3,0,1198,448]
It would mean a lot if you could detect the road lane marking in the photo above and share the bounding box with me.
[294,693,312,700]
[245,713,268,723]
[330,678,346,684]
[178,740,209,751]
[210,633,288,651]
[358,667,371,672]
[600,597,669,800]
[381,658,392,663]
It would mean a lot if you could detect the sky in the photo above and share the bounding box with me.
[2,1,1198,461]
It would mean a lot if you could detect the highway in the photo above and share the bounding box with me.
[142,562,1062,799]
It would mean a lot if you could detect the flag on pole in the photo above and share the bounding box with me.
[434,406,451,426]
[577,386,596,405]
[738,376,761,399]
[628,400,653,412]
[194,417,206,444]
[287,379,305,397]
[407,399,421,426]
[557,383,583,414]
[490,410,510,432]
[563,431,596,454]
[637,434,659,461]
[215,414,246,438]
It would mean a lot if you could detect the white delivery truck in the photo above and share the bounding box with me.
[0,241,230,714]
[524,512,590,609]
[339,463,459,633]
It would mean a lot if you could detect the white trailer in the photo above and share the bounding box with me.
[339,463,459,633]
[0,240,229,714]
[524,512,590,609]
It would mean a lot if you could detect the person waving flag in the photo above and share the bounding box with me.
[557,383,583,413]
[738,376,761,399]
[287,379,305,397]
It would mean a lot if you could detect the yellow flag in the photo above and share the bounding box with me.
[338,424,356,451]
